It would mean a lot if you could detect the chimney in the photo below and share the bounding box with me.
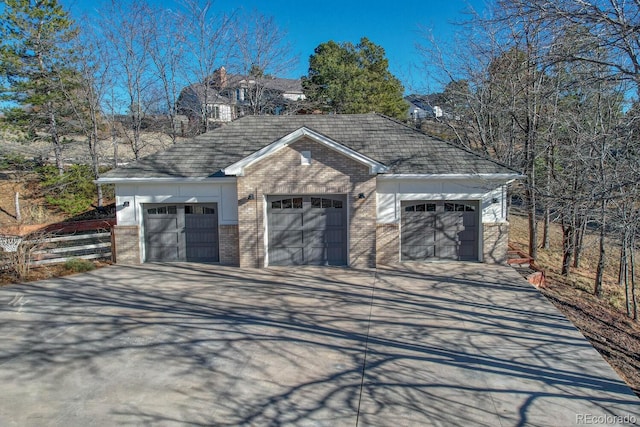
[215,66,227,89]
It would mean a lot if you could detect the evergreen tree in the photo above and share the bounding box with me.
[0,0,78,174]
[303,38,407,120]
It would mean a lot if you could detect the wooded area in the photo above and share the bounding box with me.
[419,0,640,319]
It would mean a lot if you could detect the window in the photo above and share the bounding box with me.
[404,203,436,212]
[445,203,475,212]
[311,197,343,209]
[147,205,177,215]
[185,205,215,215]
[271,198,303,209]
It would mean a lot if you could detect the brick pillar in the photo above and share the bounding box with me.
[219,224,240,266]
[376,223,399,266]
[483,222,509,264]
[111,225,141,264]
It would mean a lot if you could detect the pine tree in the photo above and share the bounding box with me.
[0,0,79,174]
[303,38,407,120]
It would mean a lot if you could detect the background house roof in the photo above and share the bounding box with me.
[100,113,519,179]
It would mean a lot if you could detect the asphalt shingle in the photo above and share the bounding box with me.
[101,114,519,179]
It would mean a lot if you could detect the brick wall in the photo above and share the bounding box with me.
[376,223,400,265]
[483,222,509,264]
[237,137,377,268]
[112,225,141,264]
[219,224,240,266]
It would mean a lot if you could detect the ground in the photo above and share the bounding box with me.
[0,263,637,426]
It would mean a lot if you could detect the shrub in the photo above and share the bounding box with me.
[39,164,97,215]
[63,258,95,273]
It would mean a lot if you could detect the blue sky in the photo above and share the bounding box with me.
[63,0,485,93]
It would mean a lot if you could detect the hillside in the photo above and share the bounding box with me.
[509,213,640,396]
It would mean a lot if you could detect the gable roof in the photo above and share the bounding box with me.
[99,113,520,181]
[224,126,388,176]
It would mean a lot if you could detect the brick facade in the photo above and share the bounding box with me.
[376,223,400,265]
[219,224,240,266]
[112,225,141,264]
[483,222,509,264]
[237,138,377,268]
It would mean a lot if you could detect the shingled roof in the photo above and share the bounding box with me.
[100,114,519,180]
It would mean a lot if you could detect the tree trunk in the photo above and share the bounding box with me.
[594,199,606,296]
[49,109,64,175]
[561,219,573,276]
[542,207,550,249]
[14,192,21,223]
[630,239,637,320]
[573,215,587,268]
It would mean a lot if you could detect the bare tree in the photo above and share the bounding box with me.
[229,12,298,115]
[146,4,186,144]
[99,0,156,160]
[178,0,233,133]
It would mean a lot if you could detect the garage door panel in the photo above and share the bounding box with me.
[438,244,459,260]
[305,247,325,265]
[404,230,436,246]
[272,230,304,247]
[186,231,218,244]
[326,246,346,265]
[305,212,327,229]
[459,245,477,259]
[271,213,303,229]
[438,214,462,228]
[270,247,304,265]
[325,229,344,244]
[147,245,180,261]
[326,211,344,227]
[147,232,179,245]
[462,213,477,227]
[402,245,436,259]
[146,217,179,232]
[458,230,476,242]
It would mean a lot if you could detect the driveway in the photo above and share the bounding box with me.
[0,263,637,426]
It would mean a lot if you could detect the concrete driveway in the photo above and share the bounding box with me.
[0,263,638,426]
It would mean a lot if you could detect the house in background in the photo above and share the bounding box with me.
[406,94,444,122]
[177,67,306,125]
[98,113,522,268]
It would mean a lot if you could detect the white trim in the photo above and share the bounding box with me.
[223,127,388,176]
[378,173,524,181]
[96,177,237,184]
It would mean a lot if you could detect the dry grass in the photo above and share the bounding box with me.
[509,212,640,396]
[509,212,636,313]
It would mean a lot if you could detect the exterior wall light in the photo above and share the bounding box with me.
[358,193,366,199]
[247,194,255,200]
[123,201,130,207]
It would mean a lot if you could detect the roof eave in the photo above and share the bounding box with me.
[378,173,525,181]
[95,176,237,185]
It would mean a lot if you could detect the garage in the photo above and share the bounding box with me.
[143,203,219,262]
[401,200,478,261]
[267,195,347,266]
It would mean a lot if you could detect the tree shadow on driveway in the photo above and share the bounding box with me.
[0,262,637,426]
